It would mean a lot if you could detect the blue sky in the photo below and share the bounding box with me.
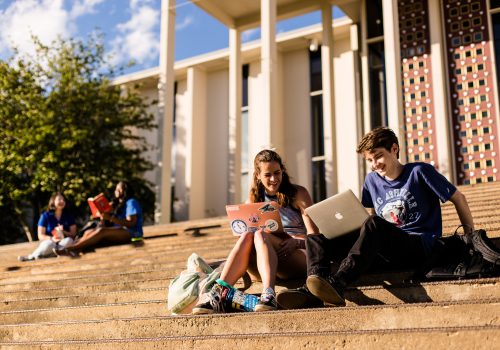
[0,0,344,75]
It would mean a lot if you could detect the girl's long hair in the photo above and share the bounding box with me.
[249,149,297,207]
[47,192,65,212]
[112,181,134,214]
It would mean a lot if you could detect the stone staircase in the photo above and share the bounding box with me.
[1,183,499,349]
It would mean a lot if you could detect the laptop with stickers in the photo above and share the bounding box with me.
[305,189,369,239]
[226,202,288,238]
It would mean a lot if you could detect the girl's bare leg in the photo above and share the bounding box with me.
[219,231,255,285]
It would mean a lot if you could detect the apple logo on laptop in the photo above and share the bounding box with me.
[334,211,344,220]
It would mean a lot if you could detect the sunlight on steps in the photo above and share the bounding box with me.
[0,182,499,349]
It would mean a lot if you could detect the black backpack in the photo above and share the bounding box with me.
[418,228,500,280]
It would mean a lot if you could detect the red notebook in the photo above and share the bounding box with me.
[88,193,112,218]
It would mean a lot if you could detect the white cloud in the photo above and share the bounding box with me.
[130,0,154,11]
[0,0,107,60]
[176,15,193,31]
[109,1,160,66]
[70,0,105,19]
[242,28,260,42]
[0,0,71,58]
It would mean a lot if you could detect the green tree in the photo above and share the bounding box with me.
[0,35,157,244]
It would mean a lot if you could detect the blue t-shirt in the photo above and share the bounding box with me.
[37,210,76,236]
[361,162,456,253]
[115,198,143,238]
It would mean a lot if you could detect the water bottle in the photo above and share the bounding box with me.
[216,279,258,312]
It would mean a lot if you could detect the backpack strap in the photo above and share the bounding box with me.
[469,229,500,265]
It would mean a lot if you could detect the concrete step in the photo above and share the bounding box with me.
[0,300,498,342]
[0,326,498,350]
[0,287,167,312]
[0,278,167,302]
[0,269,175,292]
[1,276,498,325]
[0,299,166,325]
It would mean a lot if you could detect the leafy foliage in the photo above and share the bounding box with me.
[0,35,157,244]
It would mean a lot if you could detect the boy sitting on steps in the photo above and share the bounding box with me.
[277,127,475,308]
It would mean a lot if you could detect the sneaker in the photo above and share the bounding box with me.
[276,285,323,309]
[18,255,34,262]
[192,284,226,315]
[255,288,277,312]
[52,247,79,258]
[306,274,346,306]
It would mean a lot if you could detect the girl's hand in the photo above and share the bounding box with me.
[277,238,299,261]
[101,212,112,221]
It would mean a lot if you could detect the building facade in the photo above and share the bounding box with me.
[115,0,500,223]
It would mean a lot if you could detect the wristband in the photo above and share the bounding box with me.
[216,279,233,289]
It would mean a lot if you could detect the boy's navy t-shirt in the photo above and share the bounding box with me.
[361,162,456,253]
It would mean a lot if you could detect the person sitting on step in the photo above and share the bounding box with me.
[54,181,143,257]
[277,127,475,309]
[18,192,77,261]
[192,149,319,314]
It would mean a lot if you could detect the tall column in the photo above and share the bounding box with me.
[261,0,278,149]
[228,28,242,204]
[158,0,176,224]
[360,0,371,136]
[351,23,366,195]
[428,0,454,180]
[382,0,406,160]
[186,67,207,219]
[321,1,338,196]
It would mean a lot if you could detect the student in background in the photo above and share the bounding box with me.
[18,192,76,261]
[54,181,143,257]
[278,127,474,308]
[192,149,319,314]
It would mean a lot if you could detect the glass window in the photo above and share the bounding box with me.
[309,51,326,203]
[309,49,322,92]
[240,65,250,202]
[368,41,388,128]
[491,0,500,10]
[312,160,326,203]
[492,13,500,92]
[311,95,324,158]
[471,2,481,12]
[242,64,249,107]
[366,0,384,38]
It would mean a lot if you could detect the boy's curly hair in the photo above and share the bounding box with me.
[356,127,400,158]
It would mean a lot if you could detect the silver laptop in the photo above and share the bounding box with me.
[305,190,369,239]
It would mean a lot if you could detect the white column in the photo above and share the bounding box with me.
[428,0,454,181]
[351,23,366,195]
[382,0,406,160]
[186,67,207,219]
[228,28,242,204]
[158,0,176,224]
[261,0,278,149]
[321,1,338,196]
[360,0,371,136]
